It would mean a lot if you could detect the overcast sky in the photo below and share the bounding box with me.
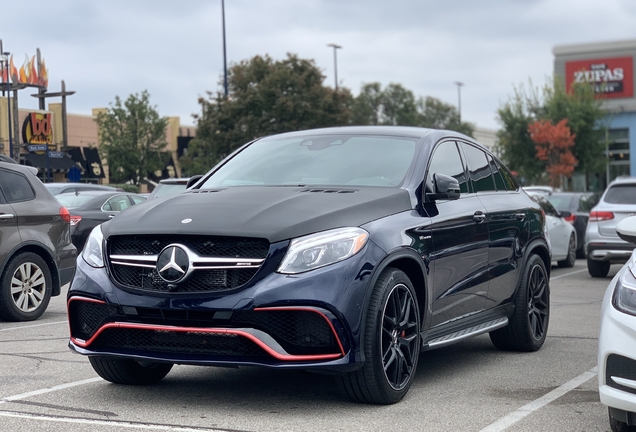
[3,0,636,131]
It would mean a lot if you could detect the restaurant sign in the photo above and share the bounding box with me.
[565,56,633,99]
[22,112,53,145]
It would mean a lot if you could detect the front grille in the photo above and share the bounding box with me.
[606,354,636,395]
[93,328,268,359]
[107,235,269,293]
[70,300,342,357]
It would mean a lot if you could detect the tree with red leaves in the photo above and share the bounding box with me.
[527,119,577,188]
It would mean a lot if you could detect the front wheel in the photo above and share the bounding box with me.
[0,252,53,322]
[557,234,576,268]
[339,268,420,404]
[490,254,549,352]
[89,357,173,385]
[609,408,636,432]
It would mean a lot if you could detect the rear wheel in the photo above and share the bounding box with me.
[0,252,52,322]
[339,268,420,404]
[587,258,610,278]
[89,357,173,385]
[490,254,549,351]
[557,234,576,268]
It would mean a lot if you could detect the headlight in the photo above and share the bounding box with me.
[277,227,369,274]
[613,251,636,316]
[82,225,105,268]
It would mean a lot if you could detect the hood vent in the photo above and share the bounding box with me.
[299,188,357,194]
[186,189,222,194]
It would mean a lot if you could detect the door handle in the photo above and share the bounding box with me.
[108,214,116,219]
[0,213,14,219]
[515,213,526,221]
[473,211,486,223]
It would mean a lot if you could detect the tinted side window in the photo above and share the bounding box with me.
[487,154,507,192]
[0,170,35,203]
[427,141,468,194]
[461,143,495,192]
[494,158,519,191]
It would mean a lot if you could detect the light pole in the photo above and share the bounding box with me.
[454,81,464,123]
[327,43,342,90]
[221,0,228,98]
[1,52,12,160]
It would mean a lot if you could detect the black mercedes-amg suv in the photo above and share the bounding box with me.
[67,126,550,404]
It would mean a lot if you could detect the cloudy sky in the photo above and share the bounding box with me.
[3,0,636,130]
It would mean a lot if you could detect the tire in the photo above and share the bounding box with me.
[587,258,610,278]
[557,234,576,268]
[0,252,53,322]
[89,356,173,385]
[490,254,549,352]
[339,268,420,404]
[609,408,636,432]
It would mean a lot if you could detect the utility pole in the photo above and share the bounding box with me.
[454,81,464,122]
[327,43,342,90]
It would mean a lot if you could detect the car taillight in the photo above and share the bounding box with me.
[70,215,82,226]
[564,214,576,224]
[60,207,71,223]
[589,211,614,222]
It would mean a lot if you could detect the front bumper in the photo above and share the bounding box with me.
[67,241,386,372]
[598,266,636,419]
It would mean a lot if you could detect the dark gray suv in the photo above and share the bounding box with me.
[0,162,77,321]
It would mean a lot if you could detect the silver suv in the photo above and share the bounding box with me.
[586,176,636,277]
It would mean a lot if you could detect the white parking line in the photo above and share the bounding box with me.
[479,367,598,432]
[0,377,102,405]
[551,268,588,280]
[0,411,230,431]
[0,320,67,332]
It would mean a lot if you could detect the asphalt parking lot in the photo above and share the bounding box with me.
[0,259,618,431]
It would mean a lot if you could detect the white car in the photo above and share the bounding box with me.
[527,192,577,267]
[598,215,636,431]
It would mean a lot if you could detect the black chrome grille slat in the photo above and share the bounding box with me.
[107,235,269,293]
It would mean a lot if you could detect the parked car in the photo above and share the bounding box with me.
[598,215,636,431]
[546,192,599,258]
[56,191,147,251]
[44,182,119,196]
[523,185,561,195]
[67,126,550,404]
[527,192,577,267]
[586,176,636,278]
[0,162,76,321]
[149,178,190,199]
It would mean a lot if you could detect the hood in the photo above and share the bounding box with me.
[102,186,412,243]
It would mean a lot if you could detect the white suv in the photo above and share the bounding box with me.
[586,177,636,278]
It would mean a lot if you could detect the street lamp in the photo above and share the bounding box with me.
[327,43,342,90]
[454,81,464,123]
[1,52,12,159]
[221,0,228,98]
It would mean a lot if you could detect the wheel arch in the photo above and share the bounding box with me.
[358,248,428,364]
[0,242,60,296]
[521,238,551,283]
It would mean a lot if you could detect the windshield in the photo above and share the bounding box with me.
[151,183,187,198]
[604,184,636,204]
[201,135,417,189]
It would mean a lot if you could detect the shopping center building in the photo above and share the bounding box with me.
[554,39,636,188]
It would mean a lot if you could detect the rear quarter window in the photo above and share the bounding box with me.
[604,184,636,204]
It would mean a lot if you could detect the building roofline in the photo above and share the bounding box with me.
[553,39,636,56]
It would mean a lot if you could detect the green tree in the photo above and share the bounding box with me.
[181,54,352,175]
[350,82,474,135]
[497,78,607,188]
[96,90,168,185]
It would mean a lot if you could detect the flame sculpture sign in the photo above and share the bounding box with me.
[0,48,48,89]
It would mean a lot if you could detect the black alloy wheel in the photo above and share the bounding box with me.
[339,268,420,404]
[490,254,549,352]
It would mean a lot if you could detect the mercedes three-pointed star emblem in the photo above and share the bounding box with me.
[156,245,189,283]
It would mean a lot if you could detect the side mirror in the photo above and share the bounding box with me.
[426,173,460,202]
[186,175,203,189]
[616,216,636,244]
[559,210,572,219]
